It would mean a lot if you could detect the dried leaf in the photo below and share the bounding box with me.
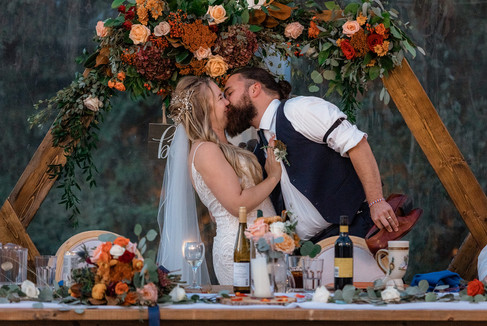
[267,3,292,21]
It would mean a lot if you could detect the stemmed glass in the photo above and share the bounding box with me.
[183,241,205,291]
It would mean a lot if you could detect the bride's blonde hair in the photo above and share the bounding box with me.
[169,76,263,186]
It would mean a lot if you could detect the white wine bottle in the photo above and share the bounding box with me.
[233,206,251,293]
[334,215,353,290]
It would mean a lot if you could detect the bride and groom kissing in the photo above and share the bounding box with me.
[158,67,398,286]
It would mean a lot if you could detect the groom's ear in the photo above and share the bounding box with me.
[249,82,262,99]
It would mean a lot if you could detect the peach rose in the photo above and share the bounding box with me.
[96,21,108,37]
[205,55,228,77]
[114,236,130,247]
[138,282,158,304]
[129,24,151,44]
[207,5,228,25]
[244,219,268,241]
[92,242,112,263]
[275,233,295,254]
[123,291,138,306]
[284,22,304,39]
[83,96,103,112]
[92,283,107,300]
[194,46,212,61]
[342,20,361,36]
[154,21,170,36]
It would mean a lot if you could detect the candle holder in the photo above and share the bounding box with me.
[250,238,275,299]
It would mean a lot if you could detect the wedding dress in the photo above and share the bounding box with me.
[191,142,276,285]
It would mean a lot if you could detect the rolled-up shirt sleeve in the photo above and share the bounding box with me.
[284,96,367,157]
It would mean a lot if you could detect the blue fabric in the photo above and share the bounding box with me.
[410,270,462,291]
[148,305,160,326]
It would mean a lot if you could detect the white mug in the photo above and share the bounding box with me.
[375,241,409,289]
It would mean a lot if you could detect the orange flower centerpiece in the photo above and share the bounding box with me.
[67,227,180,306]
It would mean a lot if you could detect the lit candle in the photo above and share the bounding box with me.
[251,256,272,298]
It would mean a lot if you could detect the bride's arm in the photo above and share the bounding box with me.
[193,141,280,217]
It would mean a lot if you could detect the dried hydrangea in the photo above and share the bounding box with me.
[213,25,258,69]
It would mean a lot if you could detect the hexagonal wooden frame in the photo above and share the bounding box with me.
[1,60,486,280]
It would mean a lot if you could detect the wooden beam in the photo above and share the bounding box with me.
[448,233,481,281]
[5,128,66,228]
[0,199,40,280]
[383,60,487,277]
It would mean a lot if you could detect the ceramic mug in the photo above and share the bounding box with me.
[375,241,409,288]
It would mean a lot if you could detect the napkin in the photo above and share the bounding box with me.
[410,270,462,291]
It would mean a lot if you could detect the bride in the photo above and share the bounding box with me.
[157,76,280,285]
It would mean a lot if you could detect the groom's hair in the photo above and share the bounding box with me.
[232,67,292,100]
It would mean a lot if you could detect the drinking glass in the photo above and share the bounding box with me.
[286,255,304,292]
[35,255,57,289]
[183,241,205,291]
[302,257,324,292]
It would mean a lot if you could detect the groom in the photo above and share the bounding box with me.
[224,67,398,242]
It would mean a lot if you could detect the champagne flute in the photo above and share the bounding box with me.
[183,241,205,291]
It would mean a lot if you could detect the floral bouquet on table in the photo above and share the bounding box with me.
[64,225,182,306]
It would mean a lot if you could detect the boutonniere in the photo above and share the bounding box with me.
[262,139,290,166]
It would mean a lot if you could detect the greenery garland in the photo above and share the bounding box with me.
[30,0,422,224]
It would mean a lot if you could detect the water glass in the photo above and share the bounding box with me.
[302,258,324,292]
[0,243,28,285]
[286,255,304,292]
[35,255,57,289]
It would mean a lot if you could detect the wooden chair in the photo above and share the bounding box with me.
[315,236,386,286]
[54,230,121,283]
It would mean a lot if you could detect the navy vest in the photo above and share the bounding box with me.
[265,99,366,225]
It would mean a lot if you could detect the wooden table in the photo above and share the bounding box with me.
[1,304,487,326]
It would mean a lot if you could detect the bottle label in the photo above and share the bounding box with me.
[233,262,250,287]
[334,258,353,278]
[339,225,349,233]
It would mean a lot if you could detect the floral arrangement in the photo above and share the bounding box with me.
[29,0,421,222]
[244,211,321,258]
[62,225,181,306]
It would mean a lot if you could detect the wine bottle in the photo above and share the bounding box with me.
[233,206,251,293]
[334,215,353,290]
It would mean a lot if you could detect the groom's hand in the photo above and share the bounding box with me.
[370,201,398,232]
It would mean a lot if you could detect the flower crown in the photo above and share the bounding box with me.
[169,89,194,124]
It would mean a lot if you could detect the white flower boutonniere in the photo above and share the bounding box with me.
[262,139,290,166]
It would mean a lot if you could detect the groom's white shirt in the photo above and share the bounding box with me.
[259,97,366,240]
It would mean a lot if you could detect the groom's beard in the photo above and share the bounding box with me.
[225,94,257,137]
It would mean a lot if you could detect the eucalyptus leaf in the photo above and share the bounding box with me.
[146,229,158,241]
[309,244,322,258]
[418,280,430,293]
[384,90,390,105]
[139,237,147,250]
[344,3,360,14]
[74,308,86,314]
[417,46,426,56]
[390,26,402,39]
[401,40,417,58]
[134,224,142,236]
[367,287,378,299]
[379,87,386,101]
[362,2,368,16]
[111,0,125,8]
[98,233,117,243]
[425,292,437,302]
[368,66,380,80]
[300,44,311,55]
[0,298,9,304]
[308,85,320,93]
[322,70,336,81]
[145,249,157,262]
[474,294,486,302]
[333,289,343,301]
[273,236,284,244]
[38,288,54,302]
[324,1,338,10]
[311,70,324,84]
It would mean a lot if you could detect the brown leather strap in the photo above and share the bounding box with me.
[323,117,345,143]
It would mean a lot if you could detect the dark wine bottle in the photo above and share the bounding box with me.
[334,215,353,290]
[233,207,251,293]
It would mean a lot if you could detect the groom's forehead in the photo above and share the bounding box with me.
[225,75,245,91]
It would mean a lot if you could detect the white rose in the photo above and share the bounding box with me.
[21,280,40,298]
[109,244,126,258]
[312,285,330,303]
[381,286,401,302]
[169,285,186,302]
[83,96,103,112]
[246,0,266,9]
[269,221,285,236]
[154,21,170,37]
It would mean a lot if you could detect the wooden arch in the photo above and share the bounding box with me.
[1,60,486,280]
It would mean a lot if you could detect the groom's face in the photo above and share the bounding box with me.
[224,75,257,137]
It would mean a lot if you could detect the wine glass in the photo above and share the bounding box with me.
[183,241,205,291]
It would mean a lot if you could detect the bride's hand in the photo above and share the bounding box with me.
[264,135,282,181]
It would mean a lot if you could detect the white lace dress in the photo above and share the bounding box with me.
[191,143,276,285]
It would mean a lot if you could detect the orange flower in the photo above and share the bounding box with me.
[117,72,126,81]
[114,236,130,247]
[115,282,129,295]
[356,13,367,26]
[92,242,112,263]
[275,233,296,254]
[112,262,134,283]
[467,279,485,296]
[114,82,126,92]
[366,59,376,67]
[132,259,144,272]
[108,80,116,88]
[69,283,82,298]
[375,23,386,36]
[92,283,107,300]
[374,40,390,56]
[308,21,320,39]
[123,291,138,306]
